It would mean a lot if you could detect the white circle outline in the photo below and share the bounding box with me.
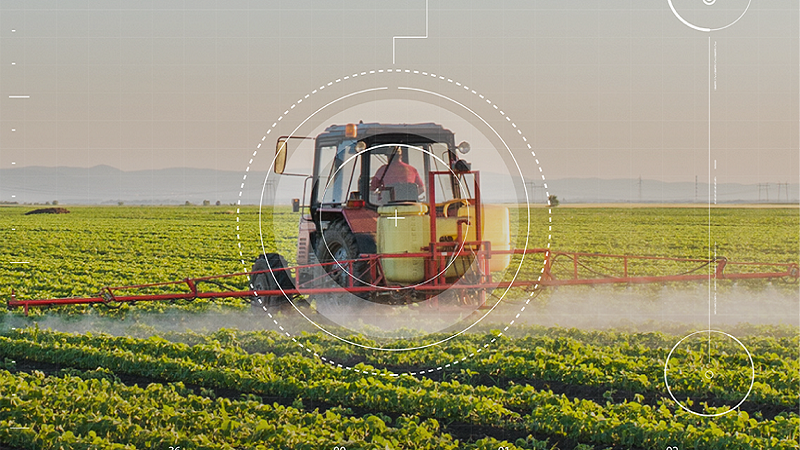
[236,68,552,375]
[667,0,751,32]
[663,329,755,417]
[254,93,481,351]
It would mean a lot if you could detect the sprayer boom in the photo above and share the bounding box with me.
[7,249,797,315]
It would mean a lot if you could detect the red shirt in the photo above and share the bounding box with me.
[370,160,424,192]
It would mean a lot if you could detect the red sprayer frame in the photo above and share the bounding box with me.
[7,246,798,316]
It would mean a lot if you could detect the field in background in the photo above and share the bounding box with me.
[1,205,796,303]
[0,205,797,449]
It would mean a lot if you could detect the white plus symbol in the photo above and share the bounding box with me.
[388,209,405,227]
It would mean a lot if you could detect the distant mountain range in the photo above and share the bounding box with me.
[0,165,797,205]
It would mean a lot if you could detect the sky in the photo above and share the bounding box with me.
[0,0,797,186]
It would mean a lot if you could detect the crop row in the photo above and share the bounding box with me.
[306,333,796,408]
[0,330,797,449]
[106,326,798,409]
[0,368,528,450]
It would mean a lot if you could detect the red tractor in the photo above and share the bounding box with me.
[259,121,510,310]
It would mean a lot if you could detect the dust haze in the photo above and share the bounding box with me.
[500,283,799,334]
[2,282,797,340]
[0,307,294,339]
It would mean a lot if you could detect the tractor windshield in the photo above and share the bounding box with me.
[314,138,459,208]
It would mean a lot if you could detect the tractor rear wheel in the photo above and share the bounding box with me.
[316,220,371,290]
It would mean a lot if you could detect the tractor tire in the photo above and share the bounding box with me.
[316,220,372,291]
[250,253,294,312]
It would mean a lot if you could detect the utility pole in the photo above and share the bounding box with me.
[758,183,770,203]
[638,176,642,202]
[525,181,536,204]
[695,176,698,203]
[265,180,276,204]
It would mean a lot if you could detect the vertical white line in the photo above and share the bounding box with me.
[708,36,712,361]
[392,0,428,64]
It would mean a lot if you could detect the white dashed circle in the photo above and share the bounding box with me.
[236,68,553,376]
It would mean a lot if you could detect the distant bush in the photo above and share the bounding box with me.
[25,207,70,215]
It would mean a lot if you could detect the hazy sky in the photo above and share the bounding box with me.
[0,0,797,185]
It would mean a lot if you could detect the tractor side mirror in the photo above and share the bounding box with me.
[275,138,288,174]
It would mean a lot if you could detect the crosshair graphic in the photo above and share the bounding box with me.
[387,209,405,227]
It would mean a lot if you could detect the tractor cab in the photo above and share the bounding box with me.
[276,122,509,304]
[302,122,463,213]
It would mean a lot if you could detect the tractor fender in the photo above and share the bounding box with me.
[313,209,378,257]
[341,208,378,238]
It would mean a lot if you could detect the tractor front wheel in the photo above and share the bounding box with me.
[250,253,293,312]
[316,220,371,290]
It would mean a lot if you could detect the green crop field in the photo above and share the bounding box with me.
[0,205,797,449]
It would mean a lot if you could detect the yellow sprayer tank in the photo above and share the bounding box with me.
[377,203,430,284]
[378,203,511,284]
[457,204,512,273]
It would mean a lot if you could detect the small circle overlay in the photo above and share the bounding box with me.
[236,68,554,377]
[663,329,755,417]
[667,0,751,32]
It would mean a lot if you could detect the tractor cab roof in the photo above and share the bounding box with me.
[317,122,455,146]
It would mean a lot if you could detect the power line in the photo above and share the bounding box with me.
[525,181,536,203]
[757,183,770,203]
[777,182,790,202]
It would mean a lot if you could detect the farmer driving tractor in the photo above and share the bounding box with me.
[369,146,425,203]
